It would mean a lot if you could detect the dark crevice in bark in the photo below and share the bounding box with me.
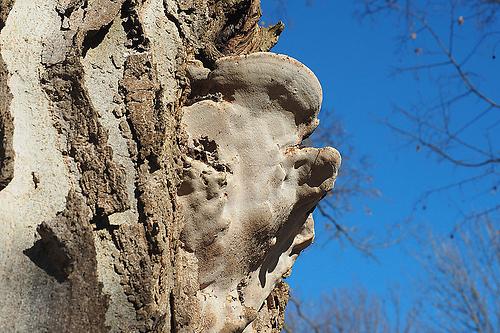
[115,4,176,322]
[31,171,40,188]
[194,49,217,70]
[163,9,185,41]
[55,0,84,31]
[121,0,149,52]
[0,0,15,191]
[92,214,119,233]
[213,0,251,52]
[82,21,113,57]
[169,291,177,333]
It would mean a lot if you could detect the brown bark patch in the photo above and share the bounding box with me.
[40,52,129,217]
[110,224,160,332]
[0,0,14,30]
[116,52,183,332]
[0,54,13,191]
[180,0,284,66]
[120,54,165,168]
[0,0,15,191]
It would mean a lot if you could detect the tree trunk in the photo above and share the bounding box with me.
[0,1,339,332]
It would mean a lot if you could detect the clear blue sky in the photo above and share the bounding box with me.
[260,0,500,318]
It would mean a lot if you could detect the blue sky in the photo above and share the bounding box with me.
[260,0,500,319]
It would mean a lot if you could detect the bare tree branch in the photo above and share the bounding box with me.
[385,120,500,168]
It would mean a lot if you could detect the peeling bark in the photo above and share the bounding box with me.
[0,1,336,332]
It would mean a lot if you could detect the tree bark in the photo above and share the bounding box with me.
[0,1,337,332]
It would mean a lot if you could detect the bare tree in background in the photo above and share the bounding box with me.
[417,217,500,333]
[358,0,500,224]
[283,285,422,333]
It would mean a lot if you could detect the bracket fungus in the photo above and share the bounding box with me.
[179,52,340,331]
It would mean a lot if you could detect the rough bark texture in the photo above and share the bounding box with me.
[0,0,14,190]
[0,1,337,332]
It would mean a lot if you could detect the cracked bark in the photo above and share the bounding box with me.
[0,1,299,332]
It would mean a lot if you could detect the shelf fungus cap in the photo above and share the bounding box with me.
[178,52,340,332]
[208,52,323,141]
